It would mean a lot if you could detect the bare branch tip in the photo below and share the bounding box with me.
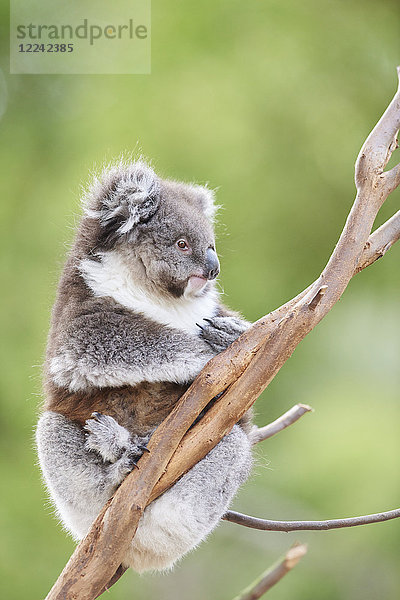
[286,543,308,568]
[233,543,308,600]
[297,403,313,413]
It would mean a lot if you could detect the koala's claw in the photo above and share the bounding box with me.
[119,443,150,474]
[126,456,140,470]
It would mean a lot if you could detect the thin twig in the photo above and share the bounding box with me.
[232,544,308,600]
[250,404,313,444]
[223,508,400,531]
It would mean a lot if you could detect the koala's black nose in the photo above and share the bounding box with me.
[205,247,220,280]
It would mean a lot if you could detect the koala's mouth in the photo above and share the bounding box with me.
[186,275,208,296]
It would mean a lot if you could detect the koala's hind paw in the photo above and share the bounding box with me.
[84,413,150,464]
[199,316,250,353]
[84,413,130,462]
[108,435,152,483]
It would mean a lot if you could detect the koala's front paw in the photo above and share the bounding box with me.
[198,316,250,353]
[84,413,150,464]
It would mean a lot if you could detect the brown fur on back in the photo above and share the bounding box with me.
[44,380,188,437]
[45,379,253,438]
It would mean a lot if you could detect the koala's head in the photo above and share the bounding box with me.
[83,160,220,299]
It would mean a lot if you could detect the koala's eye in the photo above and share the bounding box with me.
[176,239,190,251]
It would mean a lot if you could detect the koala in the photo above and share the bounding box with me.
[36,159,253,573]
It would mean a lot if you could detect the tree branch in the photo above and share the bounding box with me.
[232,544,308,600]
[250,404,313,444]
[45,68,400,600]
[356,209,400,272]
[223,508,400,531]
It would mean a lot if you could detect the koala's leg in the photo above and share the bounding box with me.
[123,424,252,573]
[36,411,146,539]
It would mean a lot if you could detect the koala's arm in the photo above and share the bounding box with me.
[48,304,218,392]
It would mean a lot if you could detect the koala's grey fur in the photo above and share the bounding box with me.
[36,159,253,573]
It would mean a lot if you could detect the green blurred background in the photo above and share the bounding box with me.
[1,1,399,598]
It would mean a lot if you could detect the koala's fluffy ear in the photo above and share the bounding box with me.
[85,160,160,245]
[192,185,219,220]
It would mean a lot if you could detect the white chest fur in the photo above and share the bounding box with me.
[79,251,219,334]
